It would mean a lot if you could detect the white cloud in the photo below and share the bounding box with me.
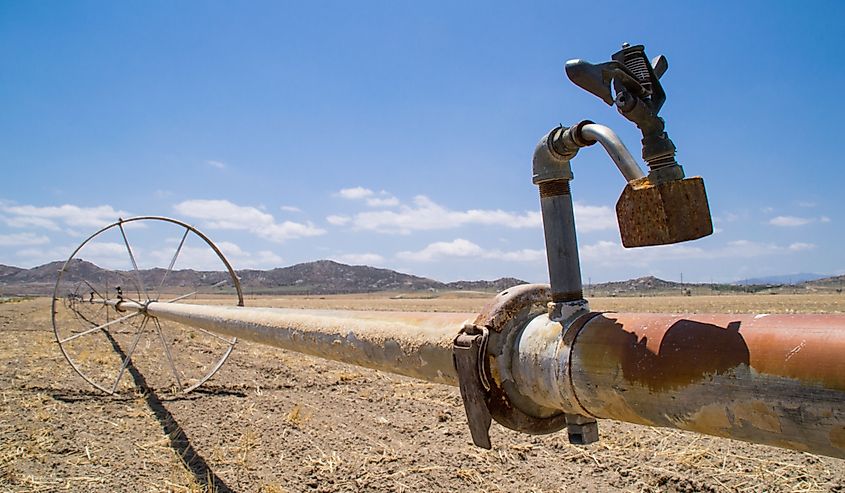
[579,240,698,268]
[332,253,385,265]
[15,246,73,266]
[16,242,130,269]
[332,194,612,234]
[769,216,811,227]
[715,211,744,223]
[397,238,545,263]
[788,242,815,252]
[0,232,50,247]
[346,195,541,234]
[0,203,130,232]
[280,205,302,213]
[768,215,829,227]
[337,187,374,200]
[23,238,285,272]
[366,196,400,207]
[336,187,399,208]
[572,202,617,232]
[398,239,482,261]
[489,248,547,262]
[206,160,226,170]
[326,215,351,226]
[173,199,325,243]
[150,241,283,270]
[579,238,816,267]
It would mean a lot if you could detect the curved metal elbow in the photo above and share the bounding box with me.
[578,124,645,182]
[532,127,575,185]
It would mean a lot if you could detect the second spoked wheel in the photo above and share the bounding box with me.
[52,216,243,394]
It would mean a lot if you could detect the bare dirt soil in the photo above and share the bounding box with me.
[1,294,844,492]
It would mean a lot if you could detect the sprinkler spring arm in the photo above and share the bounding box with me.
[561,43,713,248]
[566,43,681,182]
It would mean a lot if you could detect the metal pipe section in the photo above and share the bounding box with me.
[579,123,645,182]
[114,299,469,385]
[538,185,584,303]
[111,299,845,458]
[532,130,584,303]
[512,311,845,459]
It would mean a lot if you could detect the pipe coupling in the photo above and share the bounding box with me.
[472,283,569,435]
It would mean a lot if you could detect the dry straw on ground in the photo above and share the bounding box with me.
[1,294,843,492]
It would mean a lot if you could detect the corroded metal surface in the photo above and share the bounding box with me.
[616,176,713,247]
[114,297,845,459]
[511,311,601,417]
[571,313,845,458]
[473,284,569,435]
[142,302,472,386]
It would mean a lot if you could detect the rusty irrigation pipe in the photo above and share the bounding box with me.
[109,298,469,385]
[107,293,845,459]
[79,42,844,460]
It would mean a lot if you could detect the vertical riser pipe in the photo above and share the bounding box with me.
[538,181,583,302]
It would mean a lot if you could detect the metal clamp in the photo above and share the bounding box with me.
[453,323,492,449]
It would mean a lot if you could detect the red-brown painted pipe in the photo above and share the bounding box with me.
[514,312,845,458]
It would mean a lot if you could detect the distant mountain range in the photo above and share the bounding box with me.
[586,274,843,295]
[734,273,830,285]
[1,259,841,297]
[0,259,527,296]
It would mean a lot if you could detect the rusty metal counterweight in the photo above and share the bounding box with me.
[109,296,845,460]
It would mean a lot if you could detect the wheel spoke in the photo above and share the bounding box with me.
[153,318,184,389]
[156,227,190,301]
[194,326,236,345]
[82,280,106,301]
[165,291,197,303]
[70,301,106,330]
[118,221,148,301]
[59,311,141,344]
[110,316,149,393]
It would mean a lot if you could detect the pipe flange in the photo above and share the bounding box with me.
[474,283,568,435]
[570,119,597,148]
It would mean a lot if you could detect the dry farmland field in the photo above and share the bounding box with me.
[1,292,844,492]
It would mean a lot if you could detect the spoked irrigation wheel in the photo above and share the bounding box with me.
[51,216,243,394]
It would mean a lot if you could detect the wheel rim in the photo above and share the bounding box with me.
[52,216,243,394]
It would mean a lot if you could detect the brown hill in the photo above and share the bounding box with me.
[803,275,845,290]
[589,276,684,295]
[446,277,527,292]
[237,260,445,294]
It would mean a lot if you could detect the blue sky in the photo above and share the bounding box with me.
[1,1,843,283]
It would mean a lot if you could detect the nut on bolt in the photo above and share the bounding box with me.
[565,413,599,445]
